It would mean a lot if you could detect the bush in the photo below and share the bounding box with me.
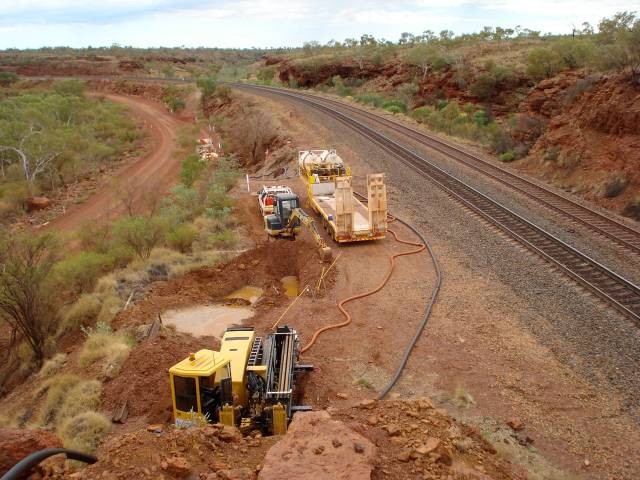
[96,294,121,325]
[58,411,111,453]
[0,71,18,86]
[113,215,169,259]
[78,323,132,378]
[383,105,403,114]
[211,229,238,249]
[38,374,82,426]
[354,92,385,108]
[53,252,113,294]
[256,66,276,83]
[167,223,197,253]
[38,353,68,378]
[196,76,217,97]
[180,153,207,187]
[52,79,85,96]
[57,380,102,424]
[61,294,103,332]
[602,173,628,198]
[470,73,498,101]
[526,48,563,80]
[381,100,407,113]
[499,151,516,162]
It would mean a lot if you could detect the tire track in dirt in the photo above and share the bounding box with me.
[46,93,187,232]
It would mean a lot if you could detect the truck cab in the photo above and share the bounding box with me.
[258,186,293,216]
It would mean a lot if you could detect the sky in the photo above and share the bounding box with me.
[0,1,637,49]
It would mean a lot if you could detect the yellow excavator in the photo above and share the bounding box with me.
[264,192,332,261]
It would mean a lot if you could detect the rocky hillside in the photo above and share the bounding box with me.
[1,398,526,479]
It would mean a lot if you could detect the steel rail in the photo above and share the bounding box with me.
[234,83,640,325]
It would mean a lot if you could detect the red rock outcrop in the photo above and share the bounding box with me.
[259,410,376,480]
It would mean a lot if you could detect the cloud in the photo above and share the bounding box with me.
[0,0,637,48]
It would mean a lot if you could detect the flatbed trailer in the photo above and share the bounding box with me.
[299,150,387,243]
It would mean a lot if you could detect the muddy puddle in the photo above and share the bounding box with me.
[163,305,255,338]
[281,276,299,297]
[226,286,263,305]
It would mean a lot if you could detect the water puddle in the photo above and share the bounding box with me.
[163,305,255,338]
[226,286,263,305]
[281,276,299,297]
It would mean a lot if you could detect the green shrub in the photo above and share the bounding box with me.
[61,294,103,332]
[383,105,403,114]
[354,92,385,107]
[499,151,516,162]
[381,100,407,113]
[526,48,564,80]
[58,411,111,454]
[57,380,102,424]
[38,374,82,426]
[53,252,113,294]
[167,223,197,253]
[196,76,217,96]
[256,66,276,83]
[78,323,132,377]
[214,156,242,191]
[470,73,498,101]
[113,215,169,259]
[96,294,121,325]
[52,79,85,96]
[38,353,68,378]
[211,229,238,248]
[0,71,18,86]
[180,153,207,187]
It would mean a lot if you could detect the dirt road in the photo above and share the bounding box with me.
[46,93,186,231]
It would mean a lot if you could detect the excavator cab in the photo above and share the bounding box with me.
[169,350,233,426]
[265,193,302,237]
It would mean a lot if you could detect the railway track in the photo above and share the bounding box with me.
[239,84,640,256]
[235,83,640,324]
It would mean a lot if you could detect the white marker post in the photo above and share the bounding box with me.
[246,174,250,193]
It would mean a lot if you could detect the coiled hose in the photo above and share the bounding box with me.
[1,448,97,480]
[300,196,442,399]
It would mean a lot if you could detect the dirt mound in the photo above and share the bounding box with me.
[100,332,210,423]
[71,424,276,479]
[259,410,376,480]
[336,399,523,479]
[0,427,62,476]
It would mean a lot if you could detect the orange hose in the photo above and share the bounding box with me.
[300,219,425,353]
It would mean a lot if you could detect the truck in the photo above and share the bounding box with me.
[298,149,387,242]
[169,326,312,435]
[257,185,293,216]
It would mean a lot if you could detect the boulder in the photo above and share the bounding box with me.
[259,411,376,480]
[0,427,63,476]
[26,196,51,211]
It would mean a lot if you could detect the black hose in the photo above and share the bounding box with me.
[377,213,442,399]
[353,191,442,399]
[1,448,97,480]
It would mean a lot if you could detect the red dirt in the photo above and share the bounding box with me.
[44,93,187,232]
[100,332,214,424]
